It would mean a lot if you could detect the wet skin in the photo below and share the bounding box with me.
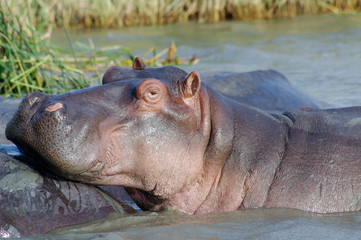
[6,58,360,214]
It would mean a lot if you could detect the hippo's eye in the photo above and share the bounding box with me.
[143,87,162,104]
[136,78,167,106]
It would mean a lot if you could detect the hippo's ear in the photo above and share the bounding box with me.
[181,71,201,98]
[133,56,148,70]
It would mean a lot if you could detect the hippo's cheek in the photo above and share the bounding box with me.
[99,133,134,175]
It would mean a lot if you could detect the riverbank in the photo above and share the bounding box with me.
[1,0,360,29]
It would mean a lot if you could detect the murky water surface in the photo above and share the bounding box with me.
[53,14,361,107]
[33,209,360,240]
[45,14,361,239]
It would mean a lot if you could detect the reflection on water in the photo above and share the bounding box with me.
[44,14,361,239]
[52,14,361,107]
[35,208,361,240]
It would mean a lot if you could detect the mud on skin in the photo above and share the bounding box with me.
[5,57,360,215]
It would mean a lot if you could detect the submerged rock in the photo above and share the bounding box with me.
[0,147,135,238]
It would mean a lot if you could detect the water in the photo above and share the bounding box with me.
[45,14,361,239]
[32,209,361,240]
[52,14,361,108]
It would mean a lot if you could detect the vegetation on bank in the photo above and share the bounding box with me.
[1,0,359,97]
[1,0,360,29]
[0,8,89,97]
[0,6,198,97]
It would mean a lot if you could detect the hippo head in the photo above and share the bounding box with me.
[6,58,211,199]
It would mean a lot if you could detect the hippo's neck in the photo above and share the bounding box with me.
[170,88,289,214]
[128,87,290,214]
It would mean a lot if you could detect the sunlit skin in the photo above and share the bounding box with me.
[6,58,361,214]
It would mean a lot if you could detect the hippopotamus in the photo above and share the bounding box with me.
[0,146,135,238]
[5,58,360,215]
[0,59,322,237]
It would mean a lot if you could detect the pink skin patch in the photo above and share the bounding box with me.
[45,102,63,112]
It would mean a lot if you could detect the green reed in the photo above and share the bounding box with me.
[1,0,360,29]
[0,4,196,97]
[0,6,93,97]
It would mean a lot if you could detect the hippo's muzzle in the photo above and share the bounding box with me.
[6,91,107,179]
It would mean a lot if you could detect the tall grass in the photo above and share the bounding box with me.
[1,0,360,29]
[0,6,93,97]
[0,4,197,97]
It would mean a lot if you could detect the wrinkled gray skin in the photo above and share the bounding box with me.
[0,147,135,238]
[6,58,359,215]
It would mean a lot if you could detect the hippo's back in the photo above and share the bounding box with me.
[201,70,320,112]
[265,107,361,213]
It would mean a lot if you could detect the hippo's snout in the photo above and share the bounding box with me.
[5,91,108,179]
[10,91,50,127]
[24,91,47,109]
[25,92,65,114]
[9,92,68,131]
[5,92,48,144]
[39,101,68,125]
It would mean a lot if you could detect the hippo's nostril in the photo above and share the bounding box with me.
[45,102,64,112]
[25,93,38,106]
[25,91,46,107]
